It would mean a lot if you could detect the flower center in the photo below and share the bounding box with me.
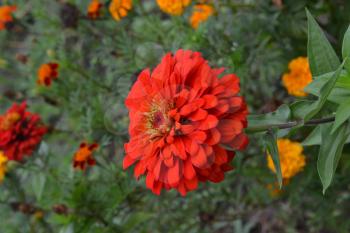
[0,112,20,131]
[145,101,173,139]
[74,148,92,162]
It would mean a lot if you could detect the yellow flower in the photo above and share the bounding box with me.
[190,4,214,29]
[156,0,191,16]
[109,0,132,21]
[282,57,312,97]
[267,139,306,179]
[0,151,8,182]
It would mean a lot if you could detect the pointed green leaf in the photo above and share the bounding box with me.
[302,125,322,146]
[32,172,46,201]
[317,122,349,194]
[304,70,350,104]
[264,129,282,188]
[342,25,350,71]
[303,63,344,121]
[306,9,340,76]
[332,99,350,133]
[303,125,350,146]
[247,104,290,133]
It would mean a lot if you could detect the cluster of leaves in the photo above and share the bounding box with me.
[250,10,350,195]
[1,0,350,233]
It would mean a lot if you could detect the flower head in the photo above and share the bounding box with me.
[156,0,191,16]
[88,0,103,19]
[282,57,312,97]
[190,4,214,29]
[37,63,59,87]
[124,50,248,196]
[109,0,132,21]
[267,139,306,179]
[0,151,8,182]
[0,102,47,161]
[73,142,99,170]
[0,5,16,31]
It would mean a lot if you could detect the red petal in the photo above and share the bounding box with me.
[123,155,136,169]
[171,138,187,160]
[167,159,180,186]
[191,146,207,168]
[184,159,196,180]
[134,162,146,179]
[213,146,228,165]
[184,177,198,191]
[205,128,221,145]
[164,156,174,167]
[217,119,243,143]
[146,172,155,189]
[188,108,208,121]
[190,131,207,143]
[202,95,218,109]
[198,115,218,130]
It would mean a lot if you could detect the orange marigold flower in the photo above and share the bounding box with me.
[73,142,99,170]
[0,102,47,161]
[282,57,312,97]
[156,0,191,16]
[109,0,132,21]
[190,4,214,29]
[267,139,306,179]
[0,151,8,182]
[88,0,103,19]
[124,50,249,196]
[0,5,16,31]
[37,63,59,87]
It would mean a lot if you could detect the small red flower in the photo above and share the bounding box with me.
[124,50,248,196]
[0,5,16,31]
[87,0,103,19]
[37,63,59,87]
[73,142,99,170]
[0,102,47,161]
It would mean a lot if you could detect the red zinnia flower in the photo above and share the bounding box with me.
[0,102,47,161]
[124,50,248,196]
[73,142,99,170]
[37,63,59,87]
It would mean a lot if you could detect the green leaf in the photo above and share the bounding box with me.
[332,99,350,133]
[301,63,344,121]
[342,25,350,71]
[32,172,46,201]
[264,129,282,188]
[290,100,313,120]
[317,122,349,194]
[247,104,290,133]
[303,125,350,146]
[306,9,340,76]
[302,125,322,146]
[304,70,350,104]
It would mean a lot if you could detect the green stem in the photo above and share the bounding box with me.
[246,116,335,133]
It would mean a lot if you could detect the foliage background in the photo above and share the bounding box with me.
[1,0,350,232]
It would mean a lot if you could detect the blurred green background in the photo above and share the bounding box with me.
[1,0,350,232]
